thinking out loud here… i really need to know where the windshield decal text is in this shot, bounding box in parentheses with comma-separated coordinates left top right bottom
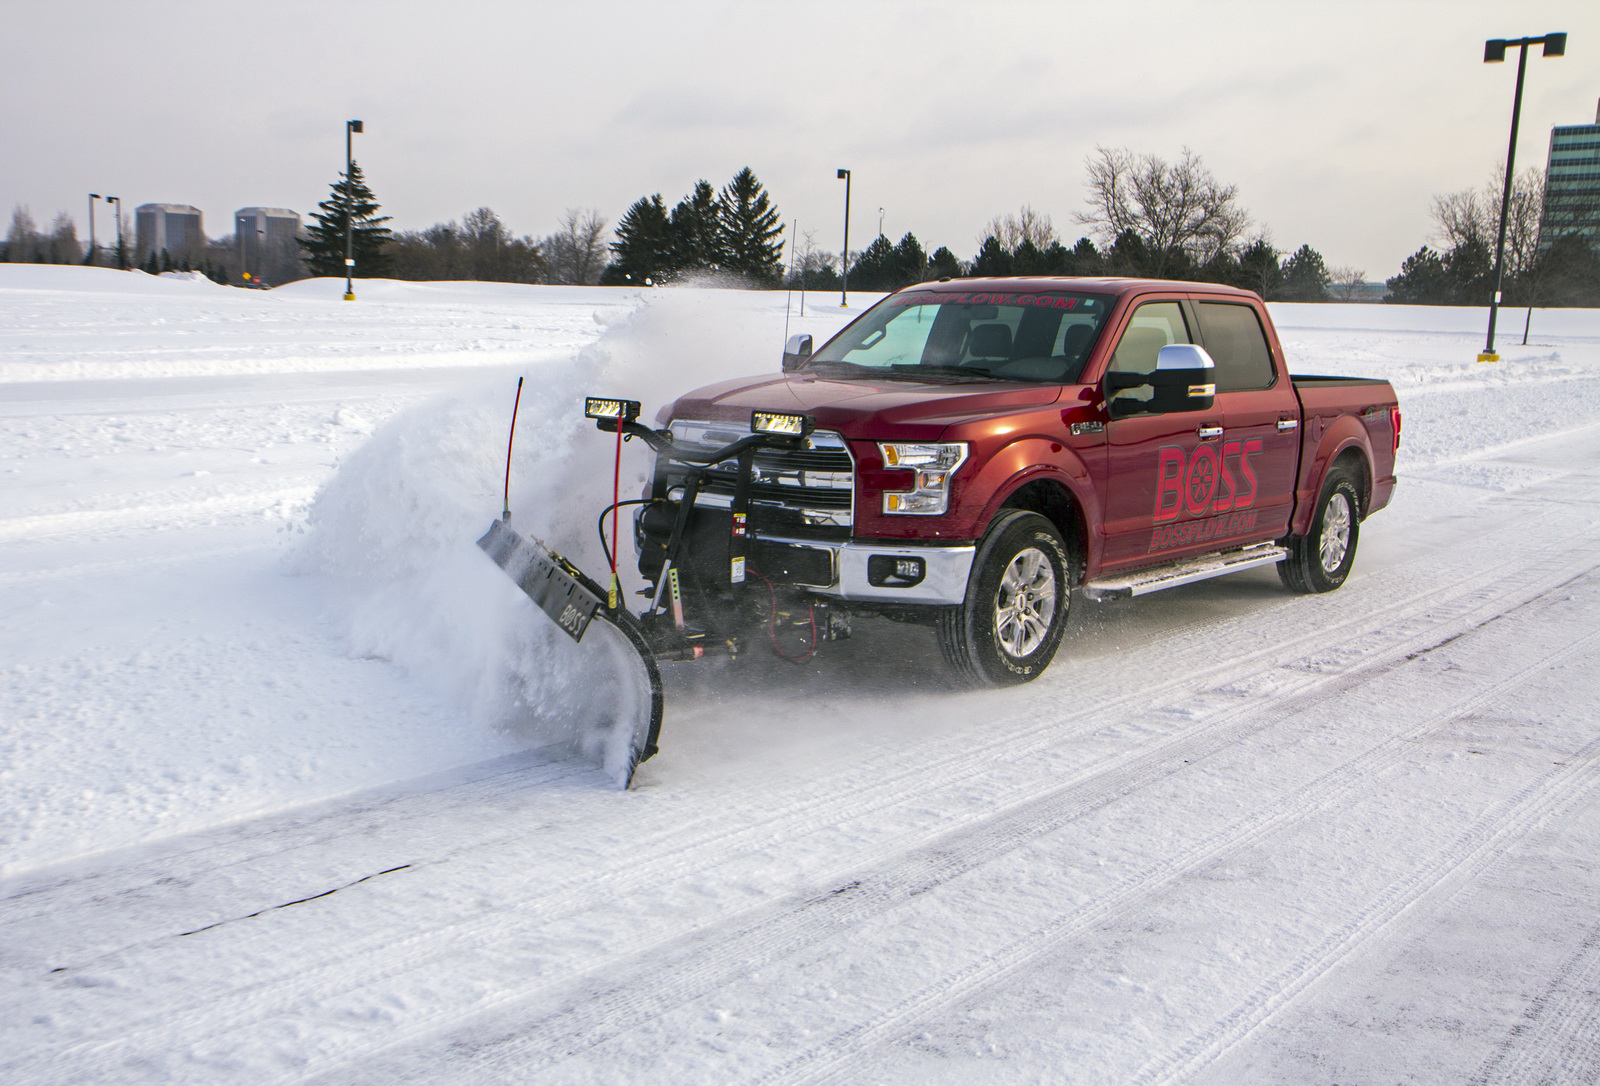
(891, 291, 1082, 310)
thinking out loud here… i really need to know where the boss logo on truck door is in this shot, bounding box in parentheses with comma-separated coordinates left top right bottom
(1148, 440, 1263, 551)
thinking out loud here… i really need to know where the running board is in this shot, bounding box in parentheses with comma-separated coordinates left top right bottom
(1082, 543, 1288, 602)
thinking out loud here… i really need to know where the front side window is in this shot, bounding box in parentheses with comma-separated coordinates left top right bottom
(1107, 300, 1192, 408)
(805, 289, 1113, 383)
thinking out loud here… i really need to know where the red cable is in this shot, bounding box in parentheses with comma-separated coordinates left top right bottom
(609, 418, 622, 607)
(752, 568, 817, 664)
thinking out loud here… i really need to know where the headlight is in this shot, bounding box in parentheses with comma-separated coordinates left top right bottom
(878, 442, 968, 515)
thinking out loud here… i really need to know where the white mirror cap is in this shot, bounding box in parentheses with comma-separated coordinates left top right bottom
(785, 333, 813, 356)
(1156, 343, 1215, 370)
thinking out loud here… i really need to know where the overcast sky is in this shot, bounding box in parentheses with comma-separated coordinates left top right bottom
(3, 0, 1596, 278)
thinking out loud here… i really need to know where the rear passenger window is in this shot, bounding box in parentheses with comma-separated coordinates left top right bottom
(1196, 302, 1275, 391)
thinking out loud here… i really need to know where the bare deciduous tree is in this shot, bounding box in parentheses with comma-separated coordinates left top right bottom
(1328, 266, 1367, 302)
(6, 206, 40, 262)
(980, 205, 1056, 252)
(1075, 147, 1250, 274)
(48, 212, 82, 265)
(543, 208, 609, 285)
(1431, 166, 1544, 278)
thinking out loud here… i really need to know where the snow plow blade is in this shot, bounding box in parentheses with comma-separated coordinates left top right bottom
(477, 517, 663, 787)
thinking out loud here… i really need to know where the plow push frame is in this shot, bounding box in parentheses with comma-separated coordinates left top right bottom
(477, 385, 821, 786)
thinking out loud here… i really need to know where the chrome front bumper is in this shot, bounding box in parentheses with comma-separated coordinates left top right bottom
(757, 534, 976, 606)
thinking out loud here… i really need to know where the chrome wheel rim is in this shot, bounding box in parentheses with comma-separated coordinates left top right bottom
(1319, 493, 1352, 573)
(994, 546, 1058, 658)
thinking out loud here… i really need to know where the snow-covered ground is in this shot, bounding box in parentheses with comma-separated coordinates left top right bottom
(2, 265, 1598, 1083)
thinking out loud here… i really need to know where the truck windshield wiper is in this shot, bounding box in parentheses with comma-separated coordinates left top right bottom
(801, 359, 874, 376)
(885, 364, 1007, 382)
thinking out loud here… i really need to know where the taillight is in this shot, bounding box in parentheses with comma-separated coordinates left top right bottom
(1390, 406, 1402, 453)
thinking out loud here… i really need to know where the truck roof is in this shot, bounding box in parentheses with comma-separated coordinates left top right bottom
(901, 276, 1263, 301)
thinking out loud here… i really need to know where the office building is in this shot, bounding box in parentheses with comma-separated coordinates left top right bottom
(235, 208, 303, 284)
(1538, 99, 1600, 252)
(135, 203, 204, 265)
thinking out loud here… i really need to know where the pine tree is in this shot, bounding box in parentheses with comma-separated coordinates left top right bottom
(1280, 244, 1330, 302)
(604, 195, 675, 284)
(891, 232, 927, 285)
(1385, 247, 1451, 304)
(1011, 238, 1046, 275)
(301, 161, 392, 277)
(1236, 238, 1282, 299)
(848, 235, 897, 290)
(670, 181, 724, 271)
(1067, 237, 1103, 275)
(928, 246, 962, 279)
(717, 167, 783, 283)
(970, 236, 1013, 277)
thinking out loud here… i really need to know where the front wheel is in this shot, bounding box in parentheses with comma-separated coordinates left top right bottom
(938, 511, 1071, 685)
(1278, 468, 1360, 594)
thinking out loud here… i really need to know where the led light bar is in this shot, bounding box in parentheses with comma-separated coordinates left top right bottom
(751, 410, 813, 438)
(585, 397, 641, 422)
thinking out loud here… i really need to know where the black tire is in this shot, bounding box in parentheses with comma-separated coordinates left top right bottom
(938, 511, 1071, 686)
(1278, 468, 1360, 594)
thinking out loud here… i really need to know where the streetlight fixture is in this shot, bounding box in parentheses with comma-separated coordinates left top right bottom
(1478, 32, 1566, 362)
(88, 194, 101, 265)
(106, 196, 123, 268)
(837, 168, 851, 307)
(344, 119, 364, 301)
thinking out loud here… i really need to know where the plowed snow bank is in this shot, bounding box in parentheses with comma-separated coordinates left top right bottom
(297, 289, 839, 781)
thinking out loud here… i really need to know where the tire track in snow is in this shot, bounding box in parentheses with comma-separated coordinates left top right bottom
(772, 608, 1600, 1086)
(7, 491, 1571, 926)
(1470, 914, 1600, 1086)
(13, 509, 1600, 1081)
(0, 486, 316, 544)
(1134, 749, 1600, 1086)
(319, 565, 1600, 1084)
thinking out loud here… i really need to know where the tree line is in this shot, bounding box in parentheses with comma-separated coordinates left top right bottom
(1385, 167, 1600, 307)
(11, 144, 1596, 306)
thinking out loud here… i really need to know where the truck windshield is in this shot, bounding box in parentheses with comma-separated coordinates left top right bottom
(805, 289, 1113, 383)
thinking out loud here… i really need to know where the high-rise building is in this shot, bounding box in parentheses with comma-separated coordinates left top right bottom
(235, 208, 302, 285)
(135, 204, 204, 265)
(1538, 99, 1600, 252)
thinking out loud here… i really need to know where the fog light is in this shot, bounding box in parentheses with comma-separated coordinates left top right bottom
(586, 397, 641, 421)
(752, 410, 814, 438)
(867, 554, 926, 587)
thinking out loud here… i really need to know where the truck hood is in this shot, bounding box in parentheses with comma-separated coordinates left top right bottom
(664, 372, 1065, 441)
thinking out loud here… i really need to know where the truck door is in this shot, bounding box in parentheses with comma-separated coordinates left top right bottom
(1100, 299, 1222, 569)
(1191, 299, 1300, 542)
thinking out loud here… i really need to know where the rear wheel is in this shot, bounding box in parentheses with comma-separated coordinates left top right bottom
(1279, 468, 1360, 594)
(939, 511, 1071, 685)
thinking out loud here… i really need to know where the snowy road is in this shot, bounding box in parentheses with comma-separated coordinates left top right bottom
(3, 269, 1599, 1082)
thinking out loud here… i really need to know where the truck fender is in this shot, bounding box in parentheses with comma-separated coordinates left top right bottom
(966, 438, 1099, 579)
(1291, 415, 1374, 537)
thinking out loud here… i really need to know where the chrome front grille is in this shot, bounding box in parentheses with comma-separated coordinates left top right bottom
(664, 419, 855, 527)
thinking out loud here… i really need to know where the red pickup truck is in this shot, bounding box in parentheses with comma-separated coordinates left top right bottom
(638, 277, 1399, 685)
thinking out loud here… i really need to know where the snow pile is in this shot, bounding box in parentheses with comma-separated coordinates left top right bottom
(297, 288, 803, 782)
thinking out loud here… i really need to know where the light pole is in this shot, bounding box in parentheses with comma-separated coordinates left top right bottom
(837, 168, 851, 306)
(107, 196, 123, 268)
(88, 194, 101, 265)
(1478, 32, 1565, 362)
(344, 119, 363, 300)
(878, 206, 884, 238)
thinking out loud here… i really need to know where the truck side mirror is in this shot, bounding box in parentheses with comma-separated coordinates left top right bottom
(1103, 344, 1217, 417)
(783, 333, 813, 372)
(1153, 343, 1216, 412)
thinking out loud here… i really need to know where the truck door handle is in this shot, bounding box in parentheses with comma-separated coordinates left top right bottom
(1277, 418, 1299, 431)
(1197, 425, 1224, 440)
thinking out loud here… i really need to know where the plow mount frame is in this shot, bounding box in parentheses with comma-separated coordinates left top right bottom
(476, 404, 820, 785)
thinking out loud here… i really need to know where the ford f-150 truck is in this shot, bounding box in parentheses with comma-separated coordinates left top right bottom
(634, 277, 1400, 686)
